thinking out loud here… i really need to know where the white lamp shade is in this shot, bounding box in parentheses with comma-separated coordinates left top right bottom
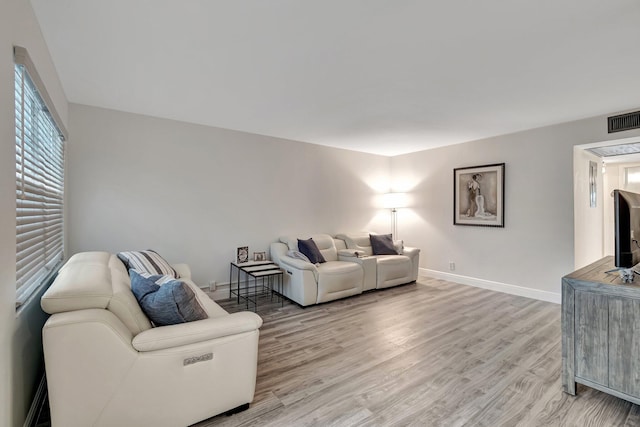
(382, 192, 408, 209)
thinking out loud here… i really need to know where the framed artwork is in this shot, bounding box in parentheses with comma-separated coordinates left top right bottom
(253, 251, 266, 261)
(236, 246, 249, 263)
(453, 163, 505, 227)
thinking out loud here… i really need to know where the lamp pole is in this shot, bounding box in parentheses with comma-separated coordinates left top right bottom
(391, 207, 398, 240)
(383, 192, 407, 240)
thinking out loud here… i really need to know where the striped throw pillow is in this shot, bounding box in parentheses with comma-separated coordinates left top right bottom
(117, 250, 179, 279)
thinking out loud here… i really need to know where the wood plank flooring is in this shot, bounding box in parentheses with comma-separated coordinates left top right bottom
(192, 277, 640, 427)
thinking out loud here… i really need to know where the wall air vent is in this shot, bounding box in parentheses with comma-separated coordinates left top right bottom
(608, 110, 640, 133)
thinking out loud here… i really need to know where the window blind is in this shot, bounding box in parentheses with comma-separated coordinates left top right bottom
(14, 53, 66, 308)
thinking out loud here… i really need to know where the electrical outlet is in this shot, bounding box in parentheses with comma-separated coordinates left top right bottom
(449, 262, 455, 271)
(209, 280, 216, 292)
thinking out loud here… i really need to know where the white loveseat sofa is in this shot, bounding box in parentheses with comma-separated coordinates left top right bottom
(270, 234, 364, 306)
(40, 251, 263, 427)
(336, 232, 420, 290)
(270, 233, 420, 306)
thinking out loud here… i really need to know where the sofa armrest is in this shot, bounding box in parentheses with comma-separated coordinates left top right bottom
(172, 263, 191, 279)
(403, 247, 420, 257)
(338, 249, 360, 258)
(279, 256, 318, 272)
(132, 311, 263, 352)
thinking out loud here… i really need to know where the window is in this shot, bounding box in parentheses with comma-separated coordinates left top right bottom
(14, 47, 67, 308)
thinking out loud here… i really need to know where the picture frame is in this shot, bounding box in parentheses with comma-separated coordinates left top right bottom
(253, 251, 266, 262)
(453, 163, 505, 227)
(589, 161, 597, 208)
(236, 246, 249, 263)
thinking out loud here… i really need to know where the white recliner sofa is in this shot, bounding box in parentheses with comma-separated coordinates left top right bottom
(40, 251, 263, 427)
(336, 232, 420, 290)
(270, 234, 363, 306)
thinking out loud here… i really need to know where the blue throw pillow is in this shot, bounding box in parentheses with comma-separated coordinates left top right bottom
(370, 234, 398, 255)
(130, 269, 208, 326)
(297, 238, 326, 264)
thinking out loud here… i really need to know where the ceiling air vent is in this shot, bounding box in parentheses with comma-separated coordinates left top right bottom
(608, 110, 640, 133)
(587, 143, 640, 157)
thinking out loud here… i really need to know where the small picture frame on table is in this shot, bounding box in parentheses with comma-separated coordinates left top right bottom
(236, 246, 249, 264)
(254, 251, 266, 262)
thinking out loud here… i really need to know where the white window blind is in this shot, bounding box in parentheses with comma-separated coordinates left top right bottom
(14, 50, 66, 308)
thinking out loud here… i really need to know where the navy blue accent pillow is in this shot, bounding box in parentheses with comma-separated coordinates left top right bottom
(130, 270, 208, 326)
(370, 234, 398, 255)
(297, 238, 326, 264)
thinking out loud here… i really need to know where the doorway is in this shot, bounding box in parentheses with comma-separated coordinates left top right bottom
(574, 137, 640, 269)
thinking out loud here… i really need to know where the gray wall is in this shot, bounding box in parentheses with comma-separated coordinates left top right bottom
(70, 102, 640, 304)
(391, 116, 640, 300)
(67, 104, 391, 287)
(0, 0, 69, 426)
(69, 103, 640, 302)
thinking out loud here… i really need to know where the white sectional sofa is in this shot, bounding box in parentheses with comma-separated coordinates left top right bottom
(270, 234, 364, 306)
(336, 232, 420, 290)
(270, 233, 420, 306)
(40, 251, 263, 427)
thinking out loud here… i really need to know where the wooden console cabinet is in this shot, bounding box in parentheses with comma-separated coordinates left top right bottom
(562, 256, 640, 404)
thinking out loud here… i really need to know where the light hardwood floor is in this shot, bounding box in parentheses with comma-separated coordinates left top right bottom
(194, 277, 640, 427)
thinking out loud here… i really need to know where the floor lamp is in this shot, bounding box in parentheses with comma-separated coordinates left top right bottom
(382, 192, 408, 240)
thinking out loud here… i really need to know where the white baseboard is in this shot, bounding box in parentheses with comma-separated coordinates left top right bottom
(419, 268, 561, 304)
(199, 282, 231, 301)
(204, 272, 562, 304)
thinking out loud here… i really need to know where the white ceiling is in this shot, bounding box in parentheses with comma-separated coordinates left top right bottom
(31, 0, 640, 156)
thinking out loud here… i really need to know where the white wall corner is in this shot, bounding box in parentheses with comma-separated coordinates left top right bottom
(419, 268, 561, 305)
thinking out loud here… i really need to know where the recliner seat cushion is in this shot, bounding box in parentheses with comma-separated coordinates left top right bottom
(376, 255, 412, 283)
(317, 261, 362, 276)
(376, 254, 411, 267)
(316, 261, 363, 299)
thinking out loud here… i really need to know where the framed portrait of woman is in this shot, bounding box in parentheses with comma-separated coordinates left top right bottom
(453, 163, 505, 227)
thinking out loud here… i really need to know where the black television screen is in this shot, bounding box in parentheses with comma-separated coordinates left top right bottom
(614, 189, 640, 268)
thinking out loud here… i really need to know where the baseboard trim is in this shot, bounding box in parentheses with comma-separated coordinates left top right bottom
(198, 282, 231, 301)
(204, 273, 561, 304)
(210, 282, 230, 301)
(419, 268, 561, 304)
(23, 374, 46, 427)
